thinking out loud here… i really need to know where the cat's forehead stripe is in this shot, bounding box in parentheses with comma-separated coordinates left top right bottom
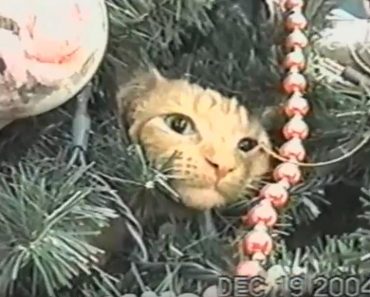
(238, 105, 248, 127)
(195, 87, 249, 119)
(195, 94, 214, 113)
(134, 78, 254, 136)
(194, 89, 220, 113)
(229, 97, 238, 114)
(182, 82, 252, 134)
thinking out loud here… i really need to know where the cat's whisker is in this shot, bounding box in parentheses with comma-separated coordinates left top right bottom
(244, 182, 260, 192)
(165, 175, 188, 180)
(117, 69, 272, 211)
(152, 166, 177, 176)
(239, 182, 260, 198)
(154, 178, 181, 198)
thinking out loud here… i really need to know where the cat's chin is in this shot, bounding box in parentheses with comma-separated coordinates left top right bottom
(175, 186, 228, 210)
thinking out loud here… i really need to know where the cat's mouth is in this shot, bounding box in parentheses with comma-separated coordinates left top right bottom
(175, 185, 228, 210)
(205, 178, 233, 197)
(212, 174, 230, 189)
(170, 174, 239, 210)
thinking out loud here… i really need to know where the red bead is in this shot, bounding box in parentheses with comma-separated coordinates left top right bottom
(235, 260, 265, 277)
(260, 183, 289, 208)
(284, 0, 304, 10)
(283, 116, 309, 140)
(286, 29, 308, 49)
(242, 230, 273, 257)
(279, 138, 306, 161)
(286, 11, 307, 31)
(284, 92, 309, 117)
(273, 162, 301, 185)
(283, 49, 305, 71)
(283, 72, 307, 94)
(243, 200, 278, 228)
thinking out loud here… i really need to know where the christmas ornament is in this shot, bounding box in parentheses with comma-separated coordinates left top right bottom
(314, 0, 370, 68)
(0, 0, 108, 130)
(308, 0, 370, 90)
(235, 0, 309, 287)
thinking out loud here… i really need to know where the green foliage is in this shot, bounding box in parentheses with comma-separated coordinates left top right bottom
(0, 159, 123, 297)
(106, 0, 216, 70)
(2, 0, 370, 296)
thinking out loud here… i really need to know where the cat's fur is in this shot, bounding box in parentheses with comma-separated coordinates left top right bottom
(116, 69, 272, 210)
(92, 69, 273, 267)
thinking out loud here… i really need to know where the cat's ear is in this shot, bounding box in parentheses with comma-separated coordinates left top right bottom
(149, 67, 166, 82)
(131, 67, 166, 92)
(260, 105, 285, 133)
(116, 68, 166, 144)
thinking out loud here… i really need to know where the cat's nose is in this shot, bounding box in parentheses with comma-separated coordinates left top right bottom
(204, 157, 235, 180)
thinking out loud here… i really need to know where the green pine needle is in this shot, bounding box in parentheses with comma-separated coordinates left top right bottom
(2, 0, 370, 296)
(0, 160, 123, 297)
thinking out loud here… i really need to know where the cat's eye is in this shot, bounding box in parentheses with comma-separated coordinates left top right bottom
(164, 113, 196, 135)
(238, 137, 258, 152)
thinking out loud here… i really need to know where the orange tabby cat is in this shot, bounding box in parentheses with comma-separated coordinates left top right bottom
(116, 69, 272, 210)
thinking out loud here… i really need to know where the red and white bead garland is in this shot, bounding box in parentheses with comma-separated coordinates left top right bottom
(236, 0, 309, 278)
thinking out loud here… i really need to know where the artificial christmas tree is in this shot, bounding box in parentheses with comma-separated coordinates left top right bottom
(1, 0, 370, 296)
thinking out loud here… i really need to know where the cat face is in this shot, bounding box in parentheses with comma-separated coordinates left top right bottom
(118, 70, 272, 210)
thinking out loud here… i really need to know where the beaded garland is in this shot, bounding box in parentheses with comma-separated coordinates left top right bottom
(236, 0, 309, 278)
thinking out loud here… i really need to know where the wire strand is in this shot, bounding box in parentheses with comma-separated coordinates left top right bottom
(259, 131, 370, 167)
